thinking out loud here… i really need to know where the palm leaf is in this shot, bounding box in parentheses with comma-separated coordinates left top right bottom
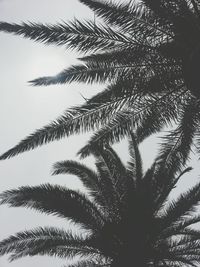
(10, 245, 99, 262)
(0, 227, 94, 261)
(136, 88, 188, 143)
(0, 20, 129, 53)
(161, 214, 200, 240)
(52, 160, 99, 189)
(161, 182, 200, 229)
(78, 89, 185, 158)
(78, 0, 172, 38)
(77, 111, 132, 158)
(93, 152, 120, 217)
(29, 62, 139, 86)
(126, 132, 143, 182)
(0, 94, 134, 160)
(0, 184, 104, 230)
(156, 98, 200, 177)
(154, 167, 193, 214)
(52, 160, 107, 208)
(95, 144, 132, 203)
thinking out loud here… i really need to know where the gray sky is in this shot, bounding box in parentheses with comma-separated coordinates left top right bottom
(0, 1, 200, 267)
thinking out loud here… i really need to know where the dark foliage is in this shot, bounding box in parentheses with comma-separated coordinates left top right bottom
(1, 137, 200, 266)
(0, 0, 200, 163)
(0, 0, 200, 165)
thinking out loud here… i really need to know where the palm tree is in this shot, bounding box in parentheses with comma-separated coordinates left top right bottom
(0, 0, 200, 166)
(1, 134, 200, 267)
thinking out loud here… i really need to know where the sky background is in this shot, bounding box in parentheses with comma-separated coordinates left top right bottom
(0, 1, 200, 267)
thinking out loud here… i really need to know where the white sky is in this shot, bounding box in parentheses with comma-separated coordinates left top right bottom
(0, 1, 200, 267)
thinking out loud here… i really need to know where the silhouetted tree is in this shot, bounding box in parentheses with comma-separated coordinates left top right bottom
(0, 135, 200, 266)
(0, 0, 200, 165)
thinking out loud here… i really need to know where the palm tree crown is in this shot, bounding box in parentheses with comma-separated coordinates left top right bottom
(0, 0, 200, 165)
(1, 135, 200, 267)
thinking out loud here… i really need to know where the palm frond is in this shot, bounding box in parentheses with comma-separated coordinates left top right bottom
(161, 182, 200, 229)
(29, 62, 138, 86)
(29, 56, 173, 86)
(0, 94, 134, 160)
(52, 160, 107, 207)
(152, 167, 194, 218)
(77, 111, 132, 158)
(161, 214, 200, 239)
(0, 20, 129, 53)
(78, 46, 152, 66)
(127, 132, 143, 182)
(163, 256, 197, 267)
(78, 89, 185, 158)
(94, 144, 132, 203)
(10, 245, 99, 262)
(52, 160, 98, 185)
(79, 0, 144, 28)
(136, 88, 188, 143)
(0, 184, 104, 230)
(85, 78, 135, 104)
(156, 99, 200, 177)
(87, 149, 122, 217)
(0, 227, 93, 261)
(78, 0, 172, 38)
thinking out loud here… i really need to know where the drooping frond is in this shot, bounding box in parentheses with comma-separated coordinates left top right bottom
(161, 214, 200, 240)
(52, 160, 108, 208)
(136, 88, 188, 143)
(10, 245, 99, 262)
(77, 111, 132, 158)
(78, 89, 186, 158)
(52, 160, 99, 191)
(0, 227, 94, 261)
(164, 235, 200, 264)
(154, 166, 193, 213)
(0, 94, 135, 160)
(156, 98, 200, 176)
(161, 182, 200, 229)
(0, 184, 104, 230)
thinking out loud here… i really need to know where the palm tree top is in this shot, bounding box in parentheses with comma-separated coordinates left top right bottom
(0, 0, 200, 165)
(0, 136, 200, 266)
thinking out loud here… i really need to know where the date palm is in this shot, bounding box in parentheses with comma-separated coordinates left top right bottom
(1, 135, 200, 267)
(0, 0, 200, 167)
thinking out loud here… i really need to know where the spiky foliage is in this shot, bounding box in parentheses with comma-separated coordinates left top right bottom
(0, 0, 200, 163)
(1, 136, 200, 266)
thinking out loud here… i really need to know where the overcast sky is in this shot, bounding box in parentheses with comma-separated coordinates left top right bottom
(0, 1, 200, 267)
